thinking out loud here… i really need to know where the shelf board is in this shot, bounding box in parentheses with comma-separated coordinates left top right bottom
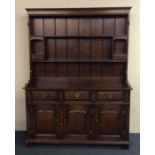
(113, 36, 127, 40)
(30, 35, 114, 39)
(44, 36, 113, 39)
(31, 60, 126, 63)
(30, 35, 127, 40)
(30, 36, 44, 41)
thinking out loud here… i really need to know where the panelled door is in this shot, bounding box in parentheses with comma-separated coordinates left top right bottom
(63, 101, 92, 140)
(27, 103, 62, 139)
(95, 104, 126, 140)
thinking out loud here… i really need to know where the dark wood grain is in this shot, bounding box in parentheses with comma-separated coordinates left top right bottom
(25, 7, 131, 148)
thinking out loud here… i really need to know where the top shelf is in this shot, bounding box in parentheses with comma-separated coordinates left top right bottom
(26, 7, 131, 17)
(31, 60, 127, 63)
(30, 35, 127, 40)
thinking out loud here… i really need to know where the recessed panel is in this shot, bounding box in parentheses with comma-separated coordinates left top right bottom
(114, 63, 126, 77)
(103, 18, 115, 35)
(67, 19, 78, 36)
(33, 63, 45, 77)
(102, 63, 114, 77)
(56, 19, 66, 36)
(79, 39, 90, 60)
(31, 40, 44, 54)
(36, 109, 56, 133)
(91, 39, 102, 60)
(56, 39, 67, 60)
(31, 18, 43, 36)
(45, 63, 56, 76)
(45, 39, 55, 60)
(79, 63, 90, 77)
(103, 39, 112, 59)
(114, 40, 127, 54)
(56, 63, 67, 77)
(91, 18, 103, 36)
(44, 18, 55, 36)
(115, 17, 127, 35)
(91, 63, 102, 77)
(79, 18, 91, 36)
(97, 104, 122, 135)
(67, 63, 79, 77)
(68, 39, 78, 60)
(65, 104, 89, 134)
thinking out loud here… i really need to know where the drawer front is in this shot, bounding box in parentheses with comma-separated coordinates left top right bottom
(64, 91, 90, 101)
(31, 91, 58, 100)
(96, 91, 124, 101)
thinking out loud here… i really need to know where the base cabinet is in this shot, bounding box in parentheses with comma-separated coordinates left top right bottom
(26, 90, 130, 146)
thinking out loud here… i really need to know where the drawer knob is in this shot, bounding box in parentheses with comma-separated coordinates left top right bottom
(42, 93, 48, 99)
(74, 93, 80, 99)
(108, 94, 113, 99)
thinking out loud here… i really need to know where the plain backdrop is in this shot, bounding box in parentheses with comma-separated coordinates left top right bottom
(15, 0, 140, 133)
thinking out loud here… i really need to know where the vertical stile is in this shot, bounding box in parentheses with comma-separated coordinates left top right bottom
(113, 17, 116, 77)
(102, 18, 104, 76)
(42, 18, 46, 76)
(77, 17, 80, 76)
(66, 17, 68, 77)
(90, 18, 92, 77)
(54, 18, 57, 76)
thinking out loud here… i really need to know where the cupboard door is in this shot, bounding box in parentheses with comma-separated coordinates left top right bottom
(27, 103, 62, 139)
(95, 104, 124, 140)
(64, 101, 91, 140)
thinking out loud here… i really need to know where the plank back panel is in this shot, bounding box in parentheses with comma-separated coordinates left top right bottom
(67, 18, 78, 36)
(29, 12, 129, 81)
(56, 19, 67, 36)
(44, 18, 55, 36)
(45, 39, 55, 60)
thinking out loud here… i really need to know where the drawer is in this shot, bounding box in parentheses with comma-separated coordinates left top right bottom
(96, 91, 124, 101)
(64, 91, 90, 100)
(31, 91, 58, 100)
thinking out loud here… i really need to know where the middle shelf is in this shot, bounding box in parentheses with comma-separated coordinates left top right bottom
(31, 36, 128, 61)
(31, 60, 126, 63)
(30, 35, 127, 40)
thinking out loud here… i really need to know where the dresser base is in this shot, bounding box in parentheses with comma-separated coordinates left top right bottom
(25, 138, 130, 149)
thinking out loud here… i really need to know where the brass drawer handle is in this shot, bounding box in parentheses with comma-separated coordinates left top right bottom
(74, 93, 80, 99)
(108, 94, 113, 99)
(42, 93, 49, 99)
